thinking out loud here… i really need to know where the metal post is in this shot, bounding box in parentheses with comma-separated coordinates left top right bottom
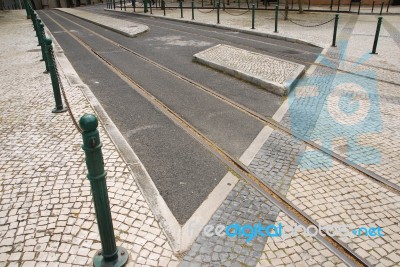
(387, 0, 390, 12)
(274, 5, 278, 32)
(217, 1, 220, 24)
(308, 0, 310, 10)
(251, 4, 255, 29)
(23, 0, 30, 18)
(113, 0, 115, 9)
(358, 0, 361, 14)
(149, 0, 152, 14)
(191, 0, 195, 19)
(330, 0, 333, 10)
(371, 16, 382, 54)
(162, 0, 166, 15)
(256, 0, 258, 8)
(39, 23, 46, 63)
(379, 1, 383, 15)
(124, 0, 126, 10)
(291, 0, 293, 10)
(79, 114, 129, 267)
(36, 18, 42, 46)
(372, 0, 375, 12)
(238, 0, 240, 8)
(120, 0, 122, 10)
(144, 0, 148, 13)
(44, 38, 67, 113)
(133, 0, 136, 12)
(337, 0, 340, 12)
(349, 0, 352, 11)
(202, 0, 204, 7)
(332, 14, 339, 47)
(180, 0, 183, 18)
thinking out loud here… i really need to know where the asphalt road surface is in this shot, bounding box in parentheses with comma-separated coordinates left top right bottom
(39, 7, 321, 224)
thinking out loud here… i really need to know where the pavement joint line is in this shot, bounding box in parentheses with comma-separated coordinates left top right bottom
(43, 11, 246, 255)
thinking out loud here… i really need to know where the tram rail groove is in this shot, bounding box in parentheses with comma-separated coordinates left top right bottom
(41, 10, 382, 266)
(47, 10, 400, 196)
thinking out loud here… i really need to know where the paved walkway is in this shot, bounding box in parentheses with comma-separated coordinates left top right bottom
(0, 11, 178, 267)
(1, 4, 400, 267)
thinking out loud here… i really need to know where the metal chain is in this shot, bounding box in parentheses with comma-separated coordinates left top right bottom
(223, 8, 250, 16)
(50, 46, 83, 133)
(280, 11, 335, 27)
(196, 7, 215, 13)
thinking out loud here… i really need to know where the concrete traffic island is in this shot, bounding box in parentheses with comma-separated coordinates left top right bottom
(193, 44, 305, 96)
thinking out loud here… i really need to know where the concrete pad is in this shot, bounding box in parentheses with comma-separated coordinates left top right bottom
(57, 8, 148, 37)
(193, 44, 305, 96)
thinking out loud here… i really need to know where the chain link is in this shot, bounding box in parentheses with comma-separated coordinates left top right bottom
(196, 7, 215, 13)
(279, 11, 335, 27)
(49, 45, 83, 133)
(223, 8, 251, 16)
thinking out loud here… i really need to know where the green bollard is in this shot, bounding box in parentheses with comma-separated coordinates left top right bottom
(44, 38, 67, 113)
(79, 114, 129, 267)
(149, 0, 152, 14)
(274, 5, 278, 33)
(144, 0, 148, 13)
(32, 13, 39, 37)
(191, 0, 195, 20)
(371, 17, 382, 54)
(162, 0, 166, 15)
(379, 1, 383, 15)
(217, 1, 220, 24)
(332, 14, 339, 47)
(23, 0, 30, 19)
(371, 0, 375, 13)
(357, 0, 361, 14)
(180, 0, 183, 18)
(39, 23, 46, 63)
(251, 4, 255, 29)
(36, 18, 43, 46)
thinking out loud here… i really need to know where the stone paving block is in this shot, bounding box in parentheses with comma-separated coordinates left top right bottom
(193, 44, 305, 96)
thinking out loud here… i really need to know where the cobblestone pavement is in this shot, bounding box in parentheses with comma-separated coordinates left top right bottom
(57, 8, 148, 37)
(2, 3, 400, 267)
(0, 11, 178, 267)
(193, 44, 304, 95)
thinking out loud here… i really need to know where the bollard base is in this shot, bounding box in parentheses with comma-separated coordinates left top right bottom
(52, 107, 68, 113)
(93, 247, 129, 267)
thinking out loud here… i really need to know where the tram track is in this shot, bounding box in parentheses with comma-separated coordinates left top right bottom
(41, 10, 373, 267)
(47, 10, 400, 195)
(101, 7, 400, 85)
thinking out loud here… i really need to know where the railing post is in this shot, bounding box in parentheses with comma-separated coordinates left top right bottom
(149, 0, 152, 14)
(349, 0, 352, 11)
(379, 1, 383, 15)
(372, 0, 375, 13)
(358, 0, 362, 14)
(162, 0, 166, 15)
(191, 0, 195, 20)
(44, 38, 67, 113)
(332, 14, 339, 47)
(371, 16, 382, 54)
(274, 5, 278, 33)
(251, 4, 255, 29)
(79, 114, 129, 267)
(180, 0, 183, 18)
(217, 1, 220, 24)
(39, 23, 46, 63)
(337, 0, 340, 12)
(386, 0, 390, 12)
(144, 0, 148, 13)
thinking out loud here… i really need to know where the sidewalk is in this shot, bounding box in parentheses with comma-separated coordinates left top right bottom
(0, 10, 178, 267)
